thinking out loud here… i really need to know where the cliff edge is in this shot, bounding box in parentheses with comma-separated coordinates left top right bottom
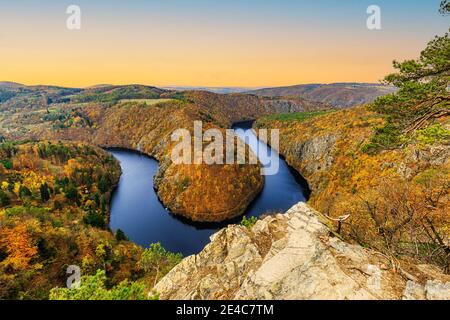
(154, 202, 450, 300)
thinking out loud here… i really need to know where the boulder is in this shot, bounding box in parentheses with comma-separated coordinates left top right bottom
(154, 202, 450, 300)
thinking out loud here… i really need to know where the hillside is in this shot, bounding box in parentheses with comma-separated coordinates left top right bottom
(0, 141, 145, 298)
(163, 86, 258, 94)
(156, 27, 450, 299)
(0, 100, 264, 222)
(253, 31, 449, 270)
(183, 90, 330, 123)
(255, 104, 449, 270)
(0, 84, 331, 222)
(247, 83, 396, 108)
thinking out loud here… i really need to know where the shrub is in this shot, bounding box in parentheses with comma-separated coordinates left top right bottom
(0, 159, 13, 170)
(416, 124, 450, 145)
(0, 189, 10, 207)
(138, 243, 182, 287)
(19, 185, 32, 198)
(83, 212, 106, 228)
(49, 270, 147, 300)
(64, 184, 79, 202)
(240, 215, 258, 229)
(115, 229, 129, 242)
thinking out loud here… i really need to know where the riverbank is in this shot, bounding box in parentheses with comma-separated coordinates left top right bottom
(108, 123, 309, 256)
(254, 106, 450, 271)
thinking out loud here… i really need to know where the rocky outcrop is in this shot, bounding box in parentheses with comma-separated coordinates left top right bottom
(154, 202, 450, 300)
(255, 128, 338, 194)
(260, 97, 330, 115)
(287, 134, 338, 174)
(403, 280, 450, 300)
(184, 91, 330, 124)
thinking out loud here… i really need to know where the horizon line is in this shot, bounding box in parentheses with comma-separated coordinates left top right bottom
(0, 80, 387, 90)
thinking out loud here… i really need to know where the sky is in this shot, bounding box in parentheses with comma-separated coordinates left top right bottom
(0, 0, 448, 88)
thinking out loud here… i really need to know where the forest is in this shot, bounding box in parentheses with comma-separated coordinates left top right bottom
(255, 26, 449, 271)
(0, 141, 182, 299)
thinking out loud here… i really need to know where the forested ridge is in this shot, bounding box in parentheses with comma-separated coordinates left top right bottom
(255, 27, 450, 271)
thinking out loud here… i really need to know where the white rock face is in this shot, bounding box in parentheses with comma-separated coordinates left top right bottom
(154, 202, 450, 300)
(403, 280, 450, 300)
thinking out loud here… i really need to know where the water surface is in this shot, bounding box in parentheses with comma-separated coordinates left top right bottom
(109, 122, 309, 256)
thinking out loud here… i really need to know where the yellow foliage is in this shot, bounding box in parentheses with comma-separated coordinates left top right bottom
(0, 224, 38, 270)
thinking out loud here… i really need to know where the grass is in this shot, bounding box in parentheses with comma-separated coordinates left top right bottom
(119, 98, 176, 106)
(261, 110, 334, 122)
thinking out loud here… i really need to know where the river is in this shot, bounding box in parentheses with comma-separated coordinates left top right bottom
(108, 122, 309, 256)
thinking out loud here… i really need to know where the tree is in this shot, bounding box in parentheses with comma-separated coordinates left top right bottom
(19, 185, 32, 199)
(64, 184, 79, 202)
(40, 183, 51, 202)
(138, 243, 182, 287)
(0, 159, 13, 170)
(366, 29, 450, 152)
(440, 0, 450, 15)
(115, 229, 128, 242)
(0, 224, 38, 270)
(0, 189, 10, 207)
(49, 270, 147, 300)
(83, 212, 105, 228)
(97, 175, 110, 193)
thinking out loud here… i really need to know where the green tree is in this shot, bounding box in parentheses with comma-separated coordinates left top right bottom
(115, 229, 129, 242)
(64, 184, 79, 202)
(49, 270, 147, 300)
(138, 243, 182, 287)
(366, 29, 450, 153)
(40, 183, 51, 202)
(0, 159, 13, 170)
(0, 189, 10, 207)
(83, 212, 106, 228)
(440, 0, 449, 15)
(100, 196, 107, 214)
(97, 175, 110, 193)
(19, 185, 32, 198)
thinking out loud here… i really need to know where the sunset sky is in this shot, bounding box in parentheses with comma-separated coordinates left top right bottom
(0, 0, 448, 88)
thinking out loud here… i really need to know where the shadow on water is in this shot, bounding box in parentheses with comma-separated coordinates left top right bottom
(107, 122, 310, 256)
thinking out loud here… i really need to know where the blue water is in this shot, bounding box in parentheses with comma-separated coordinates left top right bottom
(109, 122, 309, 256)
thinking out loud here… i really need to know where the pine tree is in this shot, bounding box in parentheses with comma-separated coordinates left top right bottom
(40, 183, 51, 202)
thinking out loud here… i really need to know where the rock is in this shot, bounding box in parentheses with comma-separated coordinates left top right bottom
(425, 281, 450, 300)
(154, 202, 450, 300)
(409, 146, 450, 166)
(290, 134, 338, 174)
(403, 281, 426, 300)
(154, 225, 263, 300)
(403, 280, 450, 300)
(397, 162, 413, 179)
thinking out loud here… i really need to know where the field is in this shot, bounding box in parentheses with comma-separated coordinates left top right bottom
(119, 98, 176, 106)
(260, 110, 334, 122)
